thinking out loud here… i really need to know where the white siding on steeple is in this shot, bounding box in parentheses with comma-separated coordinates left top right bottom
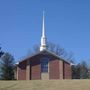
(40, 12, 47, 51)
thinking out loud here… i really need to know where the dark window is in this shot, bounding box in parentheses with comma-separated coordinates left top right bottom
(41, 58, 48, 73)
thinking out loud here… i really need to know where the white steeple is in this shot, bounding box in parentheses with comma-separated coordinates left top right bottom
(40, 12, 47, 51)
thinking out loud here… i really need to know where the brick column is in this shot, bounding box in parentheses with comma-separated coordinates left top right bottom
(16, 66, 19, 80)
(26, 60, 30, 80)
(59, 60, 63, 79)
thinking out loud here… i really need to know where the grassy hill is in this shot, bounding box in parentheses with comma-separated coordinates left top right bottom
(0, 80, 90, 90)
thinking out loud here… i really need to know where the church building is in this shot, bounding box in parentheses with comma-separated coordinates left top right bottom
(16, 13, 72, 80)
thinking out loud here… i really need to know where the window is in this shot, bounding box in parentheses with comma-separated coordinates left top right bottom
(41, 58, 49, 73)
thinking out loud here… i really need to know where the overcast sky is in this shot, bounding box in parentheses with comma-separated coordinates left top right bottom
(0, 0, 90, 64)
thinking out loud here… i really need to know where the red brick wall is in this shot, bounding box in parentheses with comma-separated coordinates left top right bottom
(30, 54, 61, 80)
(18, 61, 26, 80)
(17, 52, 72, 80)
(63, 62, 72, 79)
(30, 56, 41, 80)
(49, 59, 60, 79)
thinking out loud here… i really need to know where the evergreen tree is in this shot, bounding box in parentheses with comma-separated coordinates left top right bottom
(80, 61, 89, 79)
(72, 61, 89, 79)
(0, 52, 15, 80)
(0, 47, 4, 58)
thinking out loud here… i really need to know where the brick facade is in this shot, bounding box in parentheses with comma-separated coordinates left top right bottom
(49, 59, 60, 79)
(30, 56, 41, 80)
(17, 61, 27, 80)
(63, 62, 72, 79)
(17, 51, 72, 80)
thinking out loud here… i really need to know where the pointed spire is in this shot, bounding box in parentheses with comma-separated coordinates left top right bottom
(42, 11, 45, 37)
(40, 11, 47, 51)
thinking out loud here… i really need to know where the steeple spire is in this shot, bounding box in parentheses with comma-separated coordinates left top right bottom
(42, 11, 45, 37)
(40, 11, 47, 51)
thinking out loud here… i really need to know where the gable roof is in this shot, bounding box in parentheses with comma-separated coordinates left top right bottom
(17, 50, 71, 65)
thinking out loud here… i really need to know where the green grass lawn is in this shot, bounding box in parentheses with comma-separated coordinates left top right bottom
(0, 80, 90, 90)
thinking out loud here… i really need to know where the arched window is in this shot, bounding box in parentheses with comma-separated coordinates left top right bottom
(41, 58, 49, 73)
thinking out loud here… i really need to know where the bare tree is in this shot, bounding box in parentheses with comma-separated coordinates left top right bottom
(27, 42, 74, 62)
